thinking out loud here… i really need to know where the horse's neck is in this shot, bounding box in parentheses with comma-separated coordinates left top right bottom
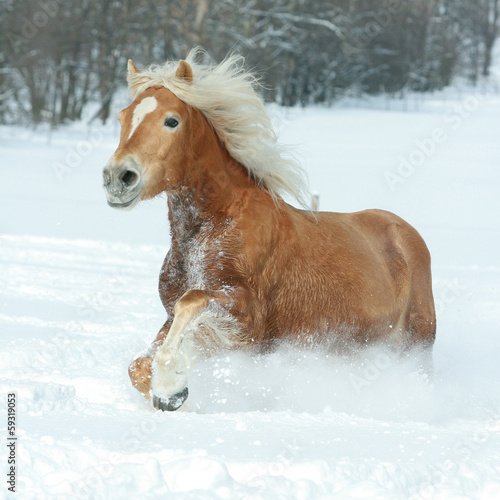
(166, 166, 239, 244)
(167, 128, 258, 241)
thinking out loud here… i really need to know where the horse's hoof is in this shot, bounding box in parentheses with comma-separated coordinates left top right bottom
(152, 387, 189, 411)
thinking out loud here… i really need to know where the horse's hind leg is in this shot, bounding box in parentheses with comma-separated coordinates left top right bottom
(404, 267, 436, 377)
(129, 355, 154, 396)
(406, 310, 436, 378)
(128, 319, 172, 399)
(396, 224, 436, 377)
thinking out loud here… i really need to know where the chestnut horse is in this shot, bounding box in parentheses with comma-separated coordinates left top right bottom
(103, 49, 436, 411)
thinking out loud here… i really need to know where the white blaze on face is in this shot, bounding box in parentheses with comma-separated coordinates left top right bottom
(128, 96, 158, 140)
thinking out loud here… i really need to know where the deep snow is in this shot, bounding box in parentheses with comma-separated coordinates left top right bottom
(1, 81, 500, 499)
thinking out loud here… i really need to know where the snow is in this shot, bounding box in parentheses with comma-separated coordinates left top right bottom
(1, 83, 500, 499)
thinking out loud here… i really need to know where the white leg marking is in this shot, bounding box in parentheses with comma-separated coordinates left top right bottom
(151, 306, 240, 400)
(152, 325, 189, 400)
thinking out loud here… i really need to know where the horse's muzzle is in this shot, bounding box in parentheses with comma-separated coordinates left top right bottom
(152, 387, 189, 411)
(103, 157, 143, 209)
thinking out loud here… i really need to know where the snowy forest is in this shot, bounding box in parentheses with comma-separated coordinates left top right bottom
(1, 0, 499, 125)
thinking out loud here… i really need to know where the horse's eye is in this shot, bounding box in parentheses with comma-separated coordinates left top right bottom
(164, 117, 179, 128)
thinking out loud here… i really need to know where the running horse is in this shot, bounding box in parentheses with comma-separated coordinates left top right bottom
(103, 49, 436, 411)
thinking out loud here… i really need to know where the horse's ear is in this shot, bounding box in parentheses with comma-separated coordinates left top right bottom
(128, 59, 140, 77)
(175, 60, 193, 82)
(127, 59, 143, 98)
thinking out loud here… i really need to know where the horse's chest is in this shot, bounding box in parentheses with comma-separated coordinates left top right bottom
(184, 233, 211, 289)
(169, 228, 224, 291)
(161, 214, 235, 304)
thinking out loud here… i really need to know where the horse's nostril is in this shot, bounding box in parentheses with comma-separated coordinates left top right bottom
(103, 169, 111, 187)
(119, 169, 138, 188)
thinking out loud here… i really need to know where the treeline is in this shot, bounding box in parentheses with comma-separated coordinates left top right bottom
(0, 0, 498, 125)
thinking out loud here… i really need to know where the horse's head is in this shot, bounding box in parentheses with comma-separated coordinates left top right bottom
(104, 49, 307, 211)
(103, 60, 196, 209)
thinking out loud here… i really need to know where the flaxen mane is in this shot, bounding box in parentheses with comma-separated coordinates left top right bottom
(127, 47, 308, 205)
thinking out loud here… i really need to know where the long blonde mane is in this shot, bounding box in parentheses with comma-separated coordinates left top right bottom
(127, 47, 308, 205)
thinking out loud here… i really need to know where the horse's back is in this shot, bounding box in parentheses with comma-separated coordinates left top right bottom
(306, 208, 432, 291)
(267, 206, 435, 348)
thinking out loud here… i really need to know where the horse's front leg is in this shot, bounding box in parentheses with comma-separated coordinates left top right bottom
(151, 289, 245, 411)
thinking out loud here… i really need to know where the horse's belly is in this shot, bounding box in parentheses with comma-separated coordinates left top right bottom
(263, 252, 407, 348)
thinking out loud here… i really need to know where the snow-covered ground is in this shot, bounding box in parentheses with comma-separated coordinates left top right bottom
(1, 81, 500, 499)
